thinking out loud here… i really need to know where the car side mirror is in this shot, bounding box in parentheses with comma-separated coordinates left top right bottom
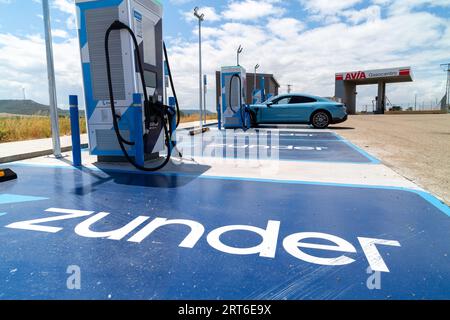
(266, 102, 273, 107)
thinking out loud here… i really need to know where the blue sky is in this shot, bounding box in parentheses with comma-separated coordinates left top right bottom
(0, 0, 449, 111)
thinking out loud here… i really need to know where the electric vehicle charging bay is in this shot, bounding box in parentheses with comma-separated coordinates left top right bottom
(0, 163, 449, 300)
(177, 129, 378, 164)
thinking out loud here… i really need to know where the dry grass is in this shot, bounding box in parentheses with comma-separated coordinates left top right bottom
(180, 113, 217, 123)
(0, 113, 215, 143)
(0, 116, 87, 143)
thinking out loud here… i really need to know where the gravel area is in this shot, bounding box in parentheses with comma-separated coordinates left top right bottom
(334, 114, 450, 205)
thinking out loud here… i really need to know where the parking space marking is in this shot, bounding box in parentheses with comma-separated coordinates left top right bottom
(0, 165, 449, 299)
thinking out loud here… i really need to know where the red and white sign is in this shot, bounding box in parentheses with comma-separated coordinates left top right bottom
(336, 67, 411, 81)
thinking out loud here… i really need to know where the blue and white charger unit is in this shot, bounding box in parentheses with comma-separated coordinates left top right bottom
(76, 0, 165, 161)
(220, 66, 250, 130)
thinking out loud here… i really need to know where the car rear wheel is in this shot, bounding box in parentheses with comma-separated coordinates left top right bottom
(311, 111, 330, 129)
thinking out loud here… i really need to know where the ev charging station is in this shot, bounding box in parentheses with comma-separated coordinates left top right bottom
(252, 76, 266, 104)
(76, 0, 178, 170)
(220, 65, 250, 130)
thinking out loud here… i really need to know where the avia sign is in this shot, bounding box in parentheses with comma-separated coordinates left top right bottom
(5, 207, 401, 273)
(336, 67, 411, 81)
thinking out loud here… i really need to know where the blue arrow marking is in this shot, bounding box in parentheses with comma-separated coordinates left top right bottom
(0, 194, 48, 205)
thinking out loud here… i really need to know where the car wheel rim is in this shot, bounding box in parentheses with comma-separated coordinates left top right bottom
(313, 113, 328, 127)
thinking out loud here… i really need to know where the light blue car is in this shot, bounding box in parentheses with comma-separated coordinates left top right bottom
(248, 93, 348, 129)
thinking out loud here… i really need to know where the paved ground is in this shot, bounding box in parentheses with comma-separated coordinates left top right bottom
(0, 134, 89, 164)
(1, 126, 449, 299)
(336, 114, 450, 205)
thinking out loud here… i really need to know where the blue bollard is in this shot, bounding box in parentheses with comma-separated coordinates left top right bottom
(168, 97, 177, 154)
(69, 95, 82, 167)
(132, 93, 145, 167)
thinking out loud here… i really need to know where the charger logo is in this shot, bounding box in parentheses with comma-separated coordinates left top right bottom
(5, 208, 401, 273)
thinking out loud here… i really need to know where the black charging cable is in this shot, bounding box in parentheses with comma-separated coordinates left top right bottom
(105, 20, 172, 171)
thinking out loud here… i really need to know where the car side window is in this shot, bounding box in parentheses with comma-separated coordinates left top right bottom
(273, 97, 291, 105)
(289, 96, 317, 104)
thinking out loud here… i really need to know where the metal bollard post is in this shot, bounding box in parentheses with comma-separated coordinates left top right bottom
(69, 95, 82, 167)
(132, 93, 145, 167)
(168, 97, 177, 155)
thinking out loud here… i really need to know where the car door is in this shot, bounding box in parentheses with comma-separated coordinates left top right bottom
(259, 96, 292, 123)
(286, 96, 317, 123)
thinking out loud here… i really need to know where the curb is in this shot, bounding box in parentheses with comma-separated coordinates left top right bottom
(0, 143, 89, 164)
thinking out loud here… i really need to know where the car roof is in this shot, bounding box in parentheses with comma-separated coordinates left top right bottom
(272, 93, 328, 101)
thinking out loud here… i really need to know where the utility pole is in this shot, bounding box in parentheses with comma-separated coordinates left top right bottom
(414, 94, 417, 111)
(441, 63, 450, 112)
(194, 7, 204, 130)
(22, 87, 26, 100)
(42, 0, 61, 158)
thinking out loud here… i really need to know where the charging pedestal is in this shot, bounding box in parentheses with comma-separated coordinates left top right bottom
(220, 66, 249, 130)
(75, 0, 165, 162)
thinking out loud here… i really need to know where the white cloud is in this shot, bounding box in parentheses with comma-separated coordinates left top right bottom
(267, 18, 305, 39)
(222, 0, 285, 21)
(300, 0, 363, 17)
(183, 1, 286, 23)
(52, 0, 74, 14)
(52, 0, 77, 30)
(167, 3, 450, 111)
(0, 0, 448, 113)
(385, 0, 450, 15)
(52, 28, 69, 38)
(342, 5, 381, 24)
(183, 6, 221, 23)
(0, 32, 82, 107)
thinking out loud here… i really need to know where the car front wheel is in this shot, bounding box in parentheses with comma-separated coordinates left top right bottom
(311, 111, 330, 129)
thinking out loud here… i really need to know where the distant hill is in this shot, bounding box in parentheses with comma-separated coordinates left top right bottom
(0, 100, 215, 118)
(0, 100, 85, 117)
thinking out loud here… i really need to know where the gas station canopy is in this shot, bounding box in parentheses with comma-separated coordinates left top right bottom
(336, 67, 413, 84)
(335, 67, 413, 114)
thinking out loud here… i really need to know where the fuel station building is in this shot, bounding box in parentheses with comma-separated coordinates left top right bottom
(335, 67, 413, 114)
